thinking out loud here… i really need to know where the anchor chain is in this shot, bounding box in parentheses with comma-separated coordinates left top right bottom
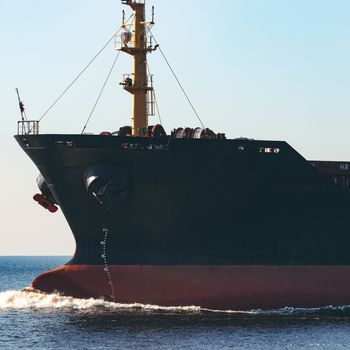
(101, 227, 116, 302)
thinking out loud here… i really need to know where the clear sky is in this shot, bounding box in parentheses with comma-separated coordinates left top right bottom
(1, 0, 350, 255)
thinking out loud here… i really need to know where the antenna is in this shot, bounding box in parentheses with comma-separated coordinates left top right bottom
(122, 10, 125, 27)
(151, 6, 155, 24)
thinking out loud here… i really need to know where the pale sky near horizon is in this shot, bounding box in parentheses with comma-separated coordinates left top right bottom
(1, 0, 350, 255)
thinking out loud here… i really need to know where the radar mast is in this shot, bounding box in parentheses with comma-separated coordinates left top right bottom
(119, 0, 156, 136)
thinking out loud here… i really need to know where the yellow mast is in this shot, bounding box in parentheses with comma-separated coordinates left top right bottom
(120, 0, 155, 137)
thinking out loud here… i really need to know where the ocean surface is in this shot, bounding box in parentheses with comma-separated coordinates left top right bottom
(1, 257, 350, 349)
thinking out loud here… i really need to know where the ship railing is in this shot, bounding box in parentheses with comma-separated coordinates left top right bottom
(146, 89, 155, 116)
(121, 73, 154, 88)
(121, 0, 145, 5)
(17, 120, 39, 135)
(115, 34, 154, 51)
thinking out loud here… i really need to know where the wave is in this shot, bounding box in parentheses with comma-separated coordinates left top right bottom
(0, 289, 201, 313)
(1, 289, 350, 316)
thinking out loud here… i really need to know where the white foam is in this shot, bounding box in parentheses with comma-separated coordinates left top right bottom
(253, 305, 350, 315)
(0, 289, 201, 313)
(0, 289, 349, 315)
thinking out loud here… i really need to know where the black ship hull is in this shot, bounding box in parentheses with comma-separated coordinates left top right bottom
(15, 134, 350, 309)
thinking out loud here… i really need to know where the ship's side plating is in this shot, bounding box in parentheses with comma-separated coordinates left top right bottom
(15, 134, 350, 308)
(15, 134, 350, 266)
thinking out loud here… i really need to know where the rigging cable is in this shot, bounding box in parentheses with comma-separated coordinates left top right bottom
(81, 51, 121, 134)
(39, 14, 133, 122)
(148, 28, 205, 128)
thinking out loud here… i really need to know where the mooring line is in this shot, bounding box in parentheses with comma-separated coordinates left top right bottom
(101, 227, 116, 302)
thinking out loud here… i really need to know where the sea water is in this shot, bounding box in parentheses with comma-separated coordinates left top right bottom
(1, 257, 350, 349)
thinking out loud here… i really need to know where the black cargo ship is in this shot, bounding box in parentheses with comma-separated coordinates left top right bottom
(15, 0, 350, 309)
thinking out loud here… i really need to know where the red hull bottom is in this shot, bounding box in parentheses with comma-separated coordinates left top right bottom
(31, 265, 350, 310)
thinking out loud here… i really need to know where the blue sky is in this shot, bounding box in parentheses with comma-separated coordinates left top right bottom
(1, 0, 350, 255)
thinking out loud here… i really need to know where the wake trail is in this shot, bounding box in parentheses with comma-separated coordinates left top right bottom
(1, 289, 350, 316)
